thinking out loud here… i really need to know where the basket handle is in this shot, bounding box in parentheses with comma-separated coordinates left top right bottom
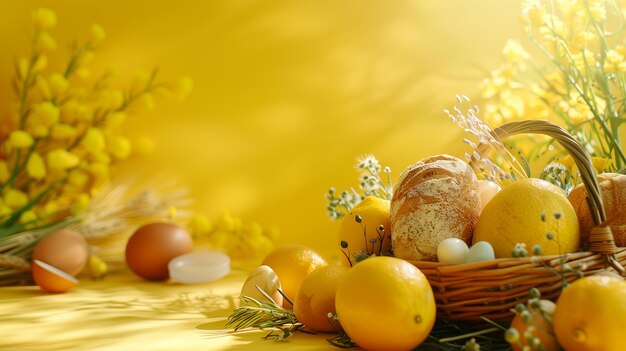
(476, 120, 624, 273)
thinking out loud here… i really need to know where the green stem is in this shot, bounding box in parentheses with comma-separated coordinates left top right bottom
(584, 0, 625, 169)
(438, 327, 500, 343)
(64, 42, 92, 79)
(18, 59, 38, 130)
(532, 35, 626, 166)
(0, 141, 39, 195)
(2, 176, 66, 228)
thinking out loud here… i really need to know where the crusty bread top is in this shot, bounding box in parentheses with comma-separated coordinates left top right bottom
(393, 154, 477, 206)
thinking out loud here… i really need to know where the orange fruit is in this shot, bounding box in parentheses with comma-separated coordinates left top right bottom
(32, 260, 78, 293)
(509, 300, 558, 351)
(261, 244, 327, 307)
(553, 275, 626, 351)
(294, 264, 348, 332)
(473, 178, 580, 258)
(338, 196, 391, 266)
(335, 256, 435, 351)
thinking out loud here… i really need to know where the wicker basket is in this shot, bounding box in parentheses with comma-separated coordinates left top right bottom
(409, 120, 626, 322)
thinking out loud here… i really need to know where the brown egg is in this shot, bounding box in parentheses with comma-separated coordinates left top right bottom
(32, 229, 89, 276)
(125, 222, 193, 280)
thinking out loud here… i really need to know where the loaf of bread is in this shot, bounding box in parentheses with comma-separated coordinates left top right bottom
(568, 173, 626, 247)
(390, 154, 480, 261)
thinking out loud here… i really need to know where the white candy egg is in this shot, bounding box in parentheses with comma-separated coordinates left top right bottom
(437, 238, 470, 264)
(466, 241, 495, 263)
(478, 180, 501, 211)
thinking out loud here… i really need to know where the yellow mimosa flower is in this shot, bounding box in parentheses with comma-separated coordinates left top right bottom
(106, 111, 126, 129)
(136, 93, 155, 111)
(42, 201, 59, 216)
(559, 155, 611, 174)
(603, 50, 626, 72)
(107, 136, 132, 159)
(90, 151, 111, 164)
(81, 127, 106, 153)
(72, 193, 90, 213)
(47, 149, 80, 171)
(60, 100, 79, 124)
(87, 163, 108, 178)
(90, 24, 106, 44)
(8, 130, 34, 149)
(36, 31, 57, 53)
(502, 40, 528, 63)
(31, 125, 49, 138)
(521, 0, 545, 27)
(4, 189, 29, 209)
(19, 210, 37, 224)
(0, 161, 9, 183)
(88, 254, 108, 279)
(168, 206, 177, 219)
(79, 51, 95, 66)
(49, 73, 69, 97)
(17, 58, 29, 80)
(590, 157, 611, 172)
(75, 104, 94, 122)
(33, 55, 48, 72)
(571, 49, 595, 72)
(36, 76, 52, 100)
(68, 169, 89, 188)
(570, 32, 596, 53)
(0, 205, 12, 218)
(588, 0, 606, 21)
(51, 124, 77, 140)
(107, 135, 132, 159)
(99, 89, 124, 110)
(31, 102, 60, 127)
(188, 214, 212, 236)
(32, 8, 57, 29)
(26, 152, 46, 180)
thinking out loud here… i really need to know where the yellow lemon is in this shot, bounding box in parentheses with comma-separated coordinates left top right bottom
(338, 196, 391, 267)
(335, 256, 435, 351)
(261, 244, 327, 308)
(473, 178, 579, 258)
(553, 275, 626, 351)
(294, 264, 348, 332)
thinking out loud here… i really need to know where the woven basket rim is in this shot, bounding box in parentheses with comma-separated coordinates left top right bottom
(467, 120, 624, 274)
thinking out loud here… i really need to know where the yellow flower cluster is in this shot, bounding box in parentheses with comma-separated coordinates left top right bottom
(481, 0, 626, 171)
(188, 210, 278, 261)
(0, 8, 192, 229)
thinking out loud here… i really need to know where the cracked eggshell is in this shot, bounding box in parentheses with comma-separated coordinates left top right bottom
(240, 265, 283, 306)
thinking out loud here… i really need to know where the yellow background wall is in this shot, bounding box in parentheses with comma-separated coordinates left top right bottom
(0, 1, 521, 251)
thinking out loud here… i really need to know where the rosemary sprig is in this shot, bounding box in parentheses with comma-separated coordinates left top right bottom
(326, 312, 357, 348)
(226, 286, 302, 333)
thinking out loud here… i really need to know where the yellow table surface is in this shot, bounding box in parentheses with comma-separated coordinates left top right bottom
(0, 268, 339, 351)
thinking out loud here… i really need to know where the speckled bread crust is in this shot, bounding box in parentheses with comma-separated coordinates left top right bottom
(390, 154, 480, 261)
